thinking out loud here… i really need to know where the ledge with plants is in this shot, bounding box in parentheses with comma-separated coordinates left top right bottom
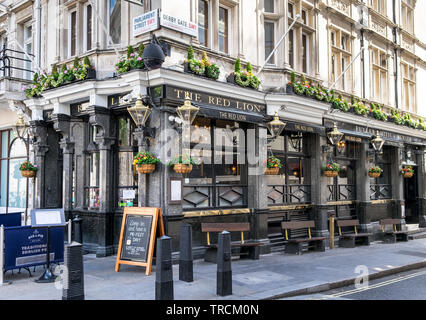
(286, 72, 426, 132)
(265, 156, 283, 175)
(133, 151, 161, 174)
(183, 46, 220, 80)
(168, 155, 198, 174)
(227, 58, 261, 90)
(24, 56, 96, 99)
(115, 44, 146, 74)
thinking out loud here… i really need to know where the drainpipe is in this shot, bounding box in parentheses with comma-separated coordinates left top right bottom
(35, 0, 42, 72)
(392, 0, 399, 109)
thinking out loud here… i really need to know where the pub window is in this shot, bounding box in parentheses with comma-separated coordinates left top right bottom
(23, 23, 32, 80)
(288, 30, 294, 68)
(266, 131, 311, 206)
(84, 125, 100, 209)
(0, 129, 29, 214)
(218, 6, 229, 54)
(116, 116, 138, 208)
(302, 33, 308, 74)
(182, 118, 248, 210)
(401, 61, 416, 113)
(371, 47, 388, 103)
(198, 0, 209, 47)
(330, 28, 352, 91)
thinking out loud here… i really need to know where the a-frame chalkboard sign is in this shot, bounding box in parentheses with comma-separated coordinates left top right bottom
(115, 207, 165, 275)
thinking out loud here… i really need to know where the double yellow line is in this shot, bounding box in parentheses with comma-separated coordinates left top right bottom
(328, 270, 426, 298)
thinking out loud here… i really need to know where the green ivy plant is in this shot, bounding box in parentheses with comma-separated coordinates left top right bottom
(352, 96, 369, 116)
(332, 95, 350, 112)
(370, 103, 388, 121)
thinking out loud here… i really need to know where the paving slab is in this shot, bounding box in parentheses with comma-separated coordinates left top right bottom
(0, 238, 425, 300)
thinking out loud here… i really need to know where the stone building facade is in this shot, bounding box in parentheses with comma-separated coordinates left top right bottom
(0, 0, 425, 256)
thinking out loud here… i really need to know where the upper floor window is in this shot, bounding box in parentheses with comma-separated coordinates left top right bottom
(84, 4, 93, 52)
(23, 23, 32, 80)
(68, 10, 77, 57)
(109, 0, 121, 45)
(218, 6, 229, 54)
(401, 62, 416, 113)
(371, 47, 388, 103)
(371, 0, 386, 15)
(287, 1, 314, 75)
(264, 0, 275, 13)
(198, 0, 209, 47)
(401, 1, 414, 34)
(330, 28, 352, 91)
(264, 21, 275, 65)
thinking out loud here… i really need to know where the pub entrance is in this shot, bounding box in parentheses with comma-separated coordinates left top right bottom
(404, 166, 419, 223)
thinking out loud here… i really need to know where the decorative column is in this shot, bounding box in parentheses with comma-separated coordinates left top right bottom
(52, 114, 74, 216)
(30, 121, 49, 209)
(312, 134, 330, 239)
(391, 146, 405, 219)
(356, 142, 372, 233)
(89, 109, 115, 257)
(415, 147, 426, 227)
(133, 127, 147, 207)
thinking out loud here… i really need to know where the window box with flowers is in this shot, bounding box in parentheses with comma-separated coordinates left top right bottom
(351, 97, 369, 117)
(168, 155, 198, 174)
(184, 47, 220, 80)
(19, 160, 38, 178)
(368, 166, 383, 178)
(401, 165, 414, 178)
(133, 151, 161, 174)
(265, 156, 283, 175)
(332, 95, 351, 112)
(227, 58, 261, 90)
(369, 103, 388, 121)
(115, 44, 146, 74)
(323, 162, 340, 178)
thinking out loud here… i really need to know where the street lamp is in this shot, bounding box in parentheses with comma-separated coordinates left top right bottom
(327, 122, 344, 146)
(371, 131, 385, 153)
(13, 114, 29, 141)
(267, 112, 286, 139)
(127, 94, 152, 127)
(176, 99, 199, 125)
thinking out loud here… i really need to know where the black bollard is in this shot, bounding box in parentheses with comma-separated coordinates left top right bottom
(62, 242, 84, 300)
(73, 215, 83, 244)
(179, 223, 193, 282)
(217, 230, 232, 296)
(155, 236, 174, 300)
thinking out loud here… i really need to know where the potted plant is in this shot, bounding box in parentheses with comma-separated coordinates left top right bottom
(201, 51, 220, 80)
(352, 97, 369, 116)
(368, 166, 383, 178)
(332, 95, 350, 112)
(265, 156, 282, 175)
(286, 71, 296, 93)
(19, 160, 38, 178)
(227, 58, 261, 90)
(370, 103, 388, 121)
(133, 151, 161, 174)
(401, 165, 414, 178)
(168, 155, 198, 174)
(323, 162, 340, 178)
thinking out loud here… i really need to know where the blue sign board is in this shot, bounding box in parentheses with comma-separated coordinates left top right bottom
(3, 226, 64, 271)
(0, 212, 22, 228)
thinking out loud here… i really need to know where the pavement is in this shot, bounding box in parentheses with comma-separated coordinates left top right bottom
(1, 238, 426, 300)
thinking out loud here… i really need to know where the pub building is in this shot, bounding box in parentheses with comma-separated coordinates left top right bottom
(24, 69, 426, 258)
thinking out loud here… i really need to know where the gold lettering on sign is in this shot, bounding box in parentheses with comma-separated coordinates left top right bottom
(174, 89, 183, 99)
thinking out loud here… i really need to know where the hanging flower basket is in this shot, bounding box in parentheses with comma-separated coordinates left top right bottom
(173, 164, 193, 174)
(403, 172, 414, 178)
(21, 170, 36, 178)
(324, 170, 338, 178)
(401, 166, 414, 178)
(265, 167, 280, 175)
(136, 164, 156, 174)
(368, 172, 381, 178)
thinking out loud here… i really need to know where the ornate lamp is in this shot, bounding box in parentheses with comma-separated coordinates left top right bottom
(336, 140, 346, 153)
(14, 114, 29, 140)
(327, 122, 344, 145)
(127, 94, 152, 127)
(289, 132, 302, 150)
(177, 99, 199, 125)
(371, 131, 385, 152)
(267, 112, 286, 139)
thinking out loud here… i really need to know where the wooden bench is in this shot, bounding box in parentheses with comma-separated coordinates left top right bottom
(380, 219, 409, 243)
(336, 219, 372, 248)
(201, 223, 262, 263)
(281, 221, 327, 255)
